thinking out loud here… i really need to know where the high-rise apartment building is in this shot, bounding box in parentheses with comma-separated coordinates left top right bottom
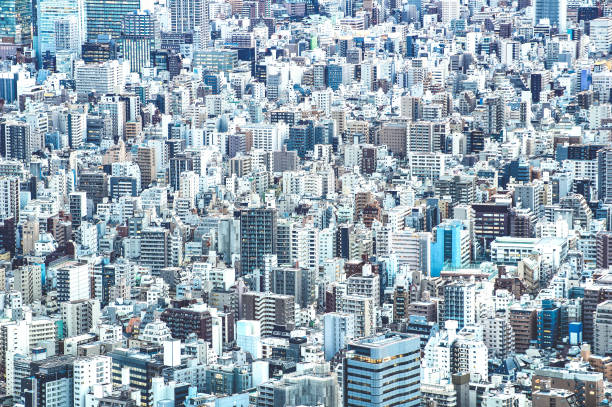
(56, 261, 91, 303)
(594, 300, 612, 356)
(443, 282, 476, 330)
(240, 208, 277, 276)
(73, 356, 111, 407)
(140, 227, 169, 275)
(61, 299, 101, 337)
(323, 312, 355, 361)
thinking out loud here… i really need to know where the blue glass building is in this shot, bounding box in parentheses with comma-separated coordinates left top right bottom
(430, 220, 470, 277)
(537, 299, 560, 349)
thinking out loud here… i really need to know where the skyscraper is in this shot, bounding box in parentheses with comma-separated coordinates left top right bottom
(85, 0, 140, 41)
(343, 333, 421, 407)
(0, 0, 32, 45)
(240, 207, 277, 276)
(169, 0, 209, 47)
(35, 0, 86, 64)
(534, 0, 567, 31)
(121, 10, 160, 73)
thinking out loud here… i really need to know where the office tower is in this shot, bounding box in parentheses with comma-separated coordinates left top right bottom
(81, 35, 118, 62)
(108, 349, 161, 407)
(443, 282, 476, 330)
(78, 171, 108, 208)
(159, 307, 213, 341)
(0, 0, 32, 45)
(1, 121, 32, 163)
(256, 365, 338, 407)
(472, 202, 512, 258)
(534, 0, 567, 30)
(21, 356, 76, 407)
(323, 312, 355, 361)
(589, 18, 612, 55)
(35, 0, 86, 64)
(73, 356, 111, 407)
(56, 261, 91, 303)
(537, 299, 560, 349)
(430, 220, 471, 277)
(121, 10, 159, 73)
(140, 227, 169, 275)
(594, 300, 612, 355)
(61, 299, 101, 337)
(169, 0, 209, 46)
(239, 291, 295, 335)
(14, 265, 42, 305)
(240, 208, 277, 276)
(74, 60, 125, 95)
(343, 333, 421, 407)
(236, 320, 262, 358)
(85, 0, 140, 41)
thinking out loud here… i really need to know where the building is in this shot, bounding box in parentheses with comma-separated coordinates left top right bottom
(240, 208, 277, 276)
(14, 265, 42, 305)
(22, 356, 76, 407)
(74, 60, 124, 95)
(73, 356, 112, 407)
(534, 0, 567, 31)
(140, 227, 169, 275)
(85, 0, 140, 41)
(35, 0, 86, 64)
(61, 299, 101, 337)
(169, 0, 210, 45)
(590, 17, 612, 55)
(160, 307, 213, 341)
(56, 261, 91, 303)
(443, 282, 476, 330)
(343, 333, 421, 407)
(323, 313, 355, 361)
(239, 291, 295, 335)
(594, 300, 612, 356)
(532, 368, 604, 407)
(431, 220, 471, 277)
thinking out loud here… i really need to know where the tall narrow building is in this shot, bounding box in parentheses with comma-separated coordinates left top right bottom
(240, 207, 277, 276)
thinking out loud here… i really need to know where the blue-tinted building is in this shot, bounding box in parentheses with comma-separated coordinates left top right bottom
(430, 220, 470, 277)
(537, 299, 560, 349)
(326, 64, 343, 90)
(343, 333, 421, 407)
(0, 72, 19, 103)
(288, 121, 314, 158)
